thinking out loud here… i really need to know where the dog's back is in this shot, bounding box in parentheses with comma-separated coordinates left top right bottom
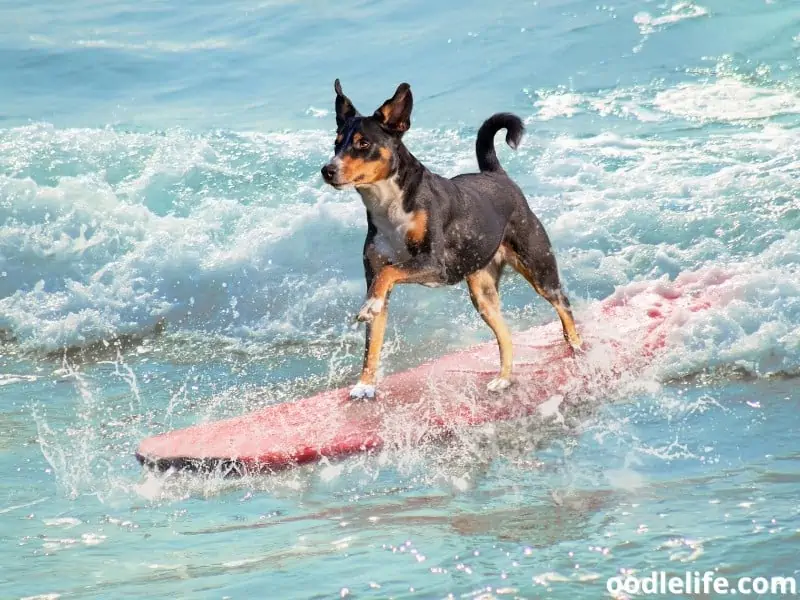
(427, 113, 532, 283)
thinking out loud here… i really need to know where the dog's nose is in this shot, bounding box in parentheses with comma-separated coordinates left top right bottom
(321, 164, 336, 182)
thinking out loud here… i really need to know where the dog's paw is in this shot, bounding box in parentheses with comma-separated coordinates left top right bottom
(356, 297, 384, 323)
(567, 335, 584, 353)
(487, 377, 512, 393)
(349, 382, 376, 400)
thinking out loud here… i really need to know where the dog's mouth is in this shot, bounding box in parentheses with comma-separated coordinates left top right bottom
(325, 176, 355, 190)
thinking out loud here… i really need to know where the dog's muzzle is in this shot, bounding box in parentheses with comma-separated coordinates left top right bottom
(321, 163, 336, 184)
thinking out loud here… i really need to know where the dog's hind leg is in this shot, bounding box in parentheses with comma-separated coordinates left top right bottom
(541, 285, 582, 351)
(466, 259, 513, 392)
(502, 220, 583, 350)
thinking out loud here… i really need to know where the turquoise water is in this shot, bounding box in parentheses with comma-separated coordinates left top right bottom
(2, 0, 800, 597)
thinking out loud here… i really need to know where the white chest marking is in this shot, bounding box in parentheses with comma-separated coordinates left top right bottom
(357, 177, 413, 262)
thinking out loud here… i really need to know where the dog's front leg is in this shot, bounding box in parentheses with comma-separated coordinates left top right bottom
(351, 298, 391, 399)
(351, 260, 442, 399)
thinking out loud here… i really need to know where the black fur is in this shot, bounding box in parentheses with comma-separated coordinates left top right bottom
(476, 112, 525, 172)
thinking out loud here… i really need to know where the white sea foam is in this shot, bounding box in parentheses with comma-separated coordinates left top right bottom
(29, 34, 237, 53)
(43, 517, 81, 528)
(654, 78, 800, 122)
(531, 78, 799, 124)
(0, 373, 39, 386)
(531, 91, 584, 120)
(634, 2, 709, 36)
(661, 264, 800, 379)
(0, 126, 362, 350)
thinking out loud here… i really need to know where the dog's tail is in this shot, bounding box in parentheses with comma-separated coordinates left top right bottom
(475, 112, 524, 173)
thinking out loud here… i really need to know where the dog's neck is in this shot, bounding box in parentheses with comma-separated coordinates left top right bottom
(394, 142, 424, 192)
(356, 176, 403, 214)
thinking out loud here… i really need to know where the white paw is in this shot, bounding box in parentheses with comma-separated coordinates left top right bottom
(349, 382, 376, 399)
(487, 377, 512, 393)
(568, 337, 584, 353)
(356, 297, 384, 323)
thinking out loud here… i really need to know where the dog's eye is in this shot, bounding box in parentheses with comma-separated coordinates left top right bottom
(355, 138, 371, 150)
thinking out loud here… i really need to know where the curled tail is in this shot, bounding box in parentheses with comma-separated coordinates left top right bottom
(475, 112, 525, 173)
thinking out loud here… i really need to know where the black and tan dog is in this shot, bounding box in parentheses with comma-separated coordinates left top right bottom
(321, 80, 582, 399)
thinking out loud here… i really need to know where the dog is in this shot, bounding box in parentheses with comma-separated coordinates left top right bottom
(321, 80, 582, 399)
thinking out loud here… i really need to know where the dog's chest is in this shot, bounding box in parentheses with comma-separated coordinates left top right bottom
(358, 179, 413, 262)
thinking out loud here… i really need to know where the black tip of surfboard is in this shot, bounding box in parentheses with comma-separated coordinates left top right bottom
(136, 452, 266, 477)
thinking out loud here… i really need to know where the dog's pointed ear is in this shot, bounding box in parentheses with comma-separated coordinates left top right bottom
(334, 79, 358, 128)
(374, 83, 412, 134)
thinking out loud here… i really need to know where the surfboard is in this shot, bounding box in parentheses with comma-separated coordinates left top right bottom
(137, 270, 733, 473)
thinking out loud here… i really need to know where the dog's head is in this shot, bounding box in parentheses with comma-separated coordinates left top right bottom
(321, 80, 413, 189)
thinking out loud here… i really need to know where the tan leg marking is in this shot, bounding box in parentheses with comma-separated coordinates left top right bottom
(466, 267, 513, 389)
(357, 262, 438, 387)
(357, 245, 391, 387)
(359, 294, 390, 386)
(553, 303, 582, 349)
(502, 243, 582, 349)
(364, 264, 438, 308)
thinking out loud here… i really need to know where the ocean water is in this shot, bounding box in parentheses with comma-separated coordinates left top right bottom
(1, 0, 799, 597)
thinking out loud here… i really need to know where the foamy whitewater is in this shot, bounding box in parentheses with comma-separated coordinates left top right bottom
(1, 0, 798, 598)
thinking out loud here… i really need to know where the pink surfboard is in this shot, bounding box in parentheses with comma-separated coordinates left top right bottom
(137, 270, 733, 473)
